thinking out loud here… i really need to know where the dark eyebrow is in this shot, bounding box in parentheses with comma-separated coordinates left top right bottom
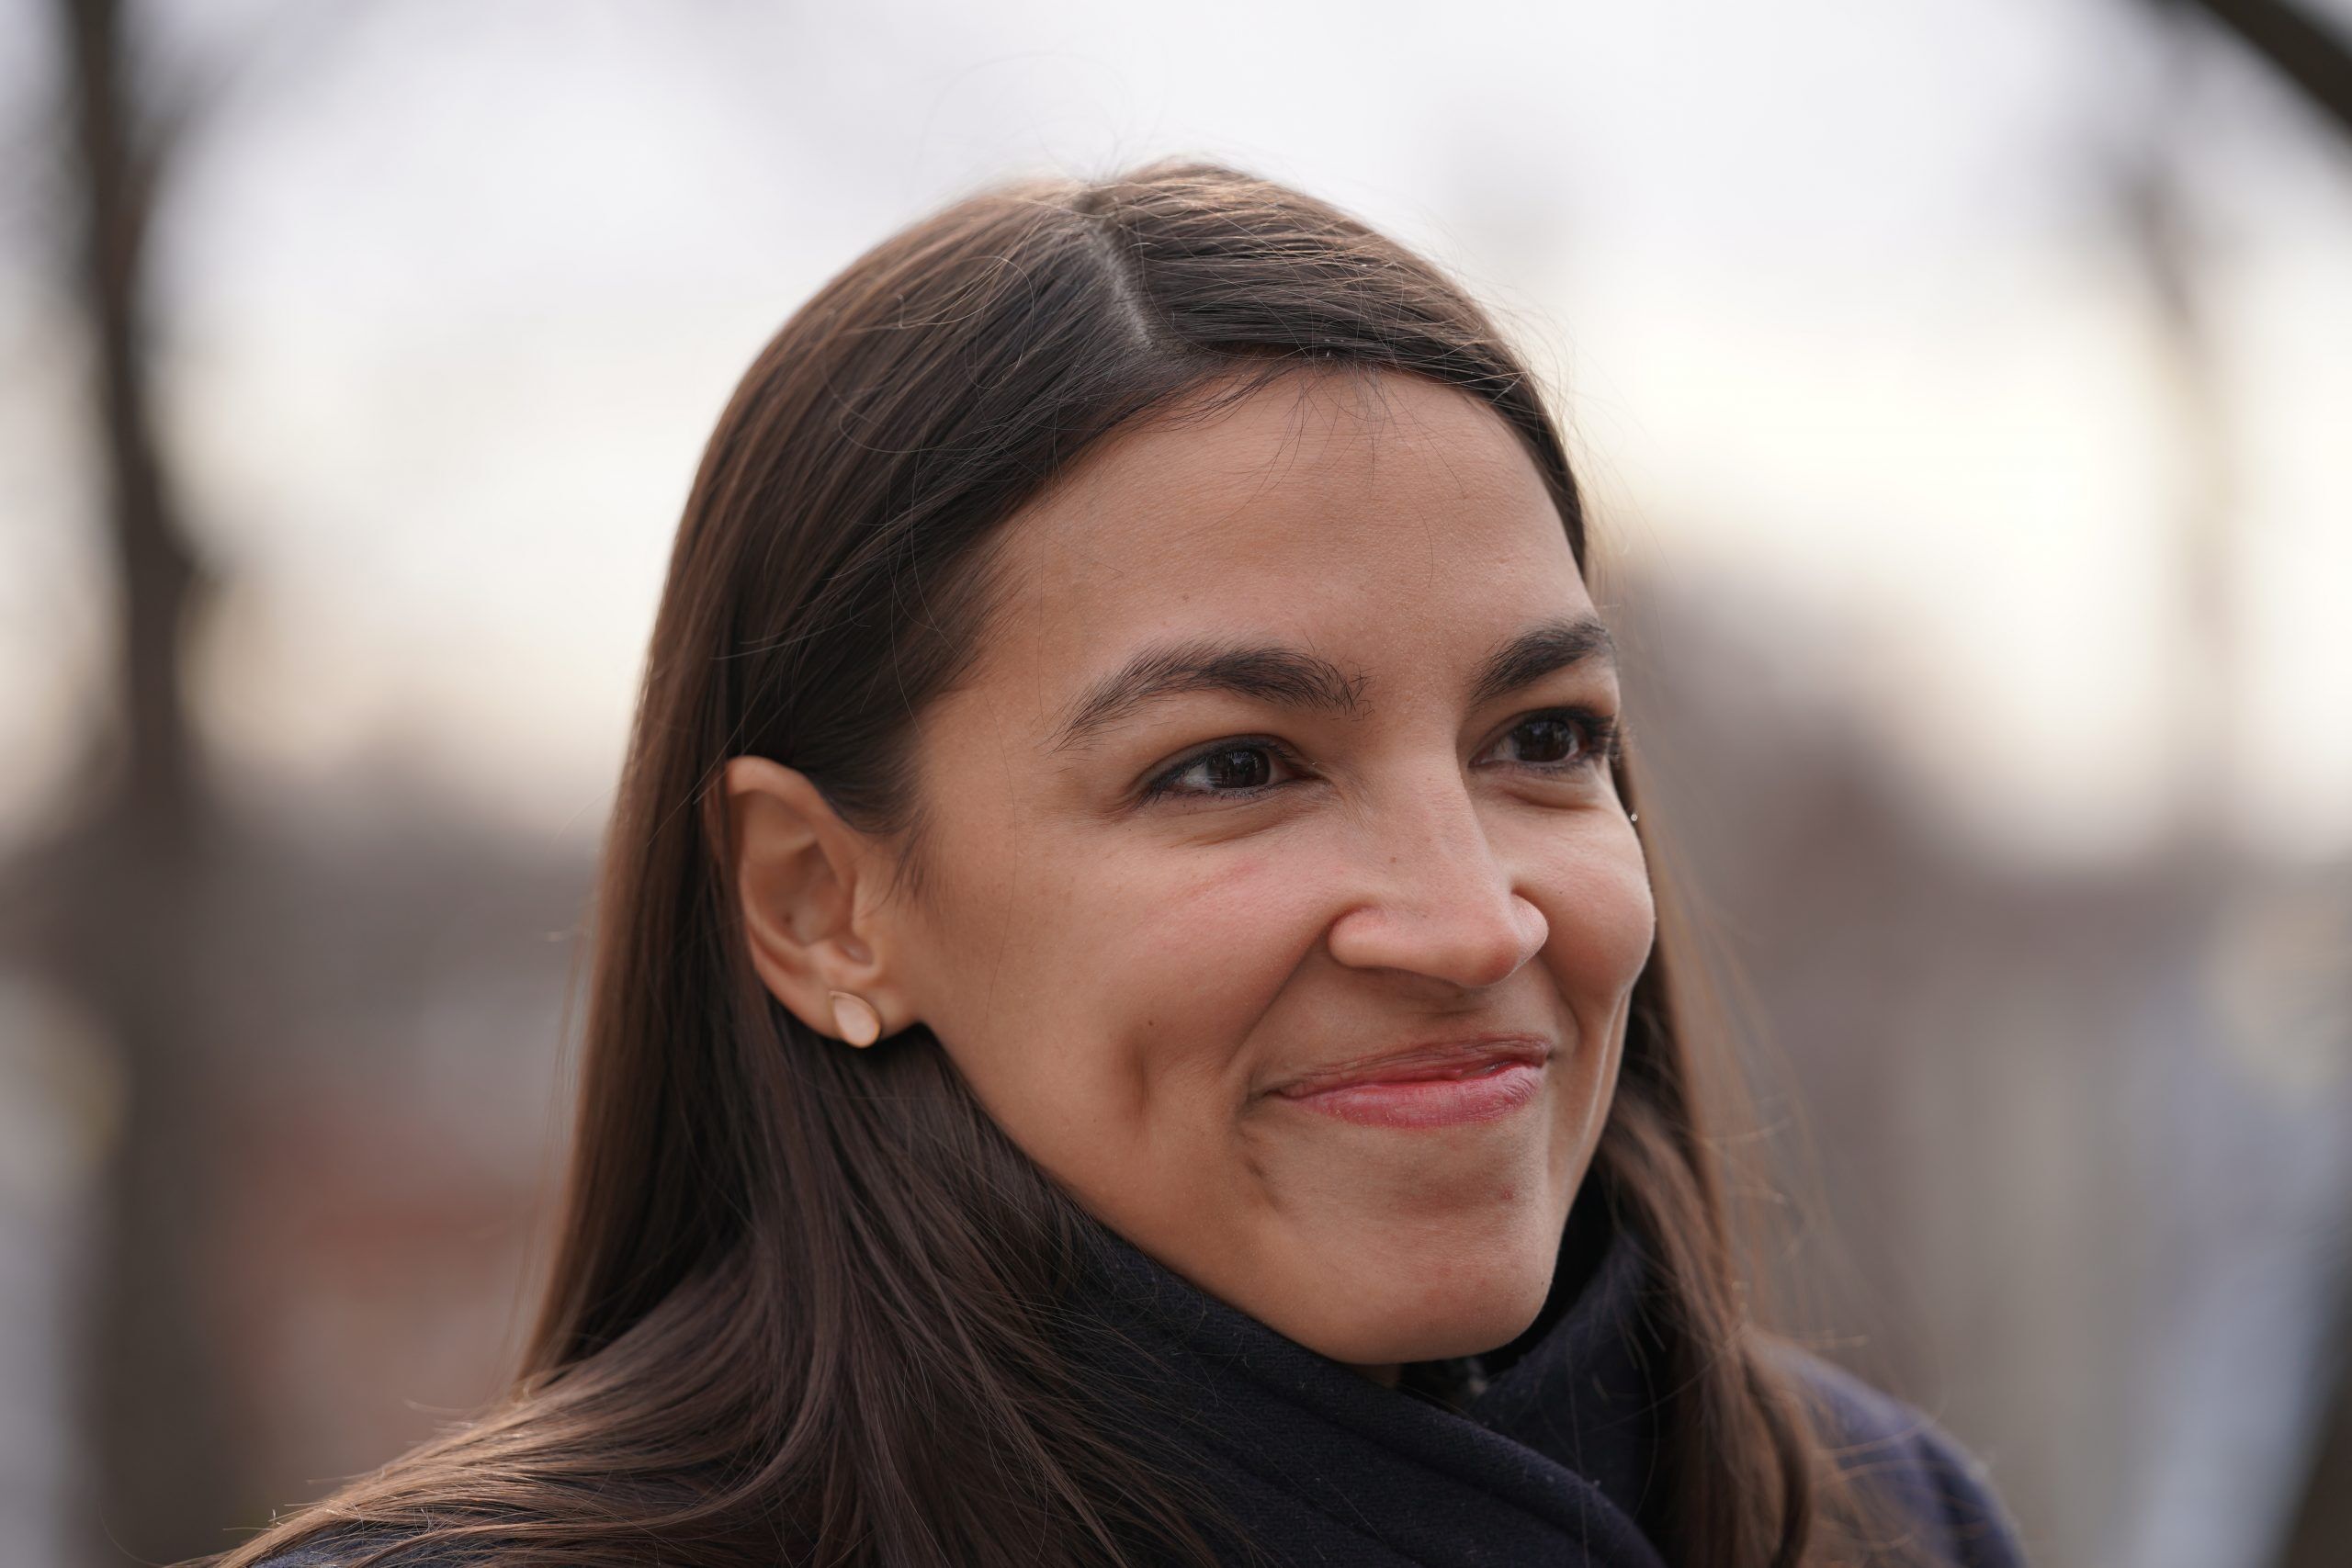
(1045, 614, 1617, 756)
(1046, 638, 1367, 756)
(1465, 614, 1619, 711)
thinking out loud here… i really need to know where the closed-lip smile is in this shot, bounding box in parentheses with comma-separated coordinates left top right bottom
(1272, 1034, 1551, 1096)
(1269, 1034, 1552, 1130)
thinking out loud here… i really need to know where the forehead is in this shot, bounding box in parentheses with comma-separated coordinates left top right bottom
(970, 368, 1593, 698)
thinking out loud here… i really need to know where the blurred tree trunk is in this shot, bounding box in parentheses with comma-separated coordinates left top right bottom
(53, 0, 242, 1561)
(2183, 0, 2352, 133)
(2279, 1301, 2352, 1565)
(2143, 9, 2352, 1562)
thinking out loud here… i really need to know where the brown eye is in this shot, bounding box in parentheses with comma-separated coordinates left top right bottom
(1193, 746, 1276, 790)
(1490, 708, 1621, 774)
(1512, 715, 1584, 765)
(1139, 739, 1297, 803)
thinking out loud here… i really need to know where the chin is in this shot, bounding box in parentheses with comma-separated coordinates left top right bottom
(1287, 1235, 1562, 1367)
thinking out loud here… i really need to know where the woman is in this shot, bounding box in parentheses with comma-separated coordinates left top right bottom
(206, 159, 2028, 1568)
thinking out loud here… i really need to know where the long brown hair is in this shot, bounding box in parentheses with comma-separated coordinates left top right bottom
(198, 159, 1919, 1568)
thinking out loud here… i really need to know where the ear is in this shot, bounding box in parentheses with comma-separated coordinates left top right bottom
(721, 755, 911, 1045)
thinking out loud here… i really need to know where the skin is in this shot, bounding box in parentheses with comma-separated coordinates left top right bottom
(725, 367, 1656, 1382)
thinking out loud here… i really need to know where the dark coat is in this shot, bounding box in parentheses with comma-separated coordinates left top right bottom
(252, 1185, 2028, 1567)
(1057, 1178, 2030, 1567)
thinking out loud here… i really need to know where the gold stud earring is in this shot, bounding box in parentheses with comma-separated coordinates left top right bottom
(827, 989, 883, 1048)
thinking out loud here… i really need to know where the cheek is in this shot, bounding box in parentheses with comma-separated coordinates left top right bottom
(924, 845, 1306, 1180)
(1534, 830, 1657, 1011)
(1056, 850, 1313, 1121)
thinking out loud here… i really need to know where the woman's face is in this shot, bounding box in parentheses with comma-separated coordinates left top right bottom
(748, 367, 1655, 1375)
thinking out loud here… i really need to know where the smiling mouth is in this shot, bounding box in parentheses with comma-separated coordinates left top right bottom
(1272, 1034, 1550, 1094)
(1276, 1059, 1544, 1129)
(1270, 1036, 1551, 1130)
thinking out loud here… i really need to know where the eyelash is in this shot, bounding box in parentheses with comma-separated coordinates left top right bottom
(1136, 708, 1625, 806)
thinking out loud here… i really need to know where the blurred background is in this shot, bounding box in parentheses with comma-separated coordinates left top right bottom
(3, 1, 2348, 1564)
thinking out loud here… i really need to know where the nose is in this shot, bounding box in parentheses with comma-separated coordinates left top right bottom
(1323, 770, 1549, 991)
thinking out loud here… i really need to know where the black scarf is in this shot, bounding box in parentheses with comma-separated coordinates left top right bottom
(1059, 1178, 1680, 1567)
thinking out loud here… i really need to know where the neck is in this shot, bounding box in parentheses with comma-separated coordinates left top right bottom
(1349, 1360, 1402, 1389)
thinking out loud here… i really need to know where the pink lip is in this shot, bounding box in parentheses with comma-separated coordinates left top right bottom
(1270, 1035, 1550, 1130)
